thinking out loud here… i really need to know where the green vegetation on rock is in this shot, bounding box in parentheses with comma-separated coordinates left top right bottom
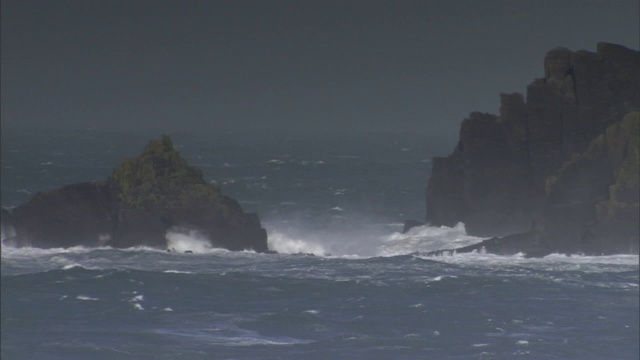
(596, 112, 640, 224)
(610, 112, 640, 203)
(542, 111, 639, 250)
(545, 112, 639, 204)
(108, 135, 224, 209)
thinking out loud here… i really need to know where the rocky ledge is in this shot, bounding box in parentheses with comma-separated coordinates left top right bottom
(425, 42, 639, 256)
(1, 136, 269, 252)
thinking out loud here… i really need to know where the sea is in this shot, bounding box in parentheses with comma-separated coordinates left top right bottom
(1, 128, 638, 359)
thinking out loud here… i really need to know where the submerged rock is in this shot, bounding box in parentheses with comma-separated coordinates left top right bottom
(1, 136, 269, 252)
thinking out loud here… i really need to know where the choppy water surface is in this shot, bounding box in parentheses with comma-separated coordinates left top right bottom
(2, 246, 638, 360)
(2, 130, 638, 359)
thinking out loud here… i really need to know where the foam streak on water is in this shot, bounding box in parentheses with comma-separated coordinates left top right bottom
(2, 241, 638, 360)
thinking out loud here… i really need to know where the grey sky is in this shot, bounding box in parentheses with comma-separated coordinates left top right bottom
(1, 0, 638, 137)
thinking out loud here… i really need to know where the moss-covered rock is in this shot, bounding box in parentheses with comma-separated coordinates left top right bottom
(108, 135, 212, 207)
(1, 136, 269, 252)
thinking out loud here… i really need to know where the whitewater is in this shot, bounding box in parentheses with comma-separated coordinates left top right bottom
(2, 129, 638, 359)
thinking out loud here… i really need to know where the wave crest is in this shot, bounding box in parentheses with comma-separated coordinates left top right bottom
(267, 231, 327, 256)
(377, 222, 485, 256)
(165, 228, 214, 254)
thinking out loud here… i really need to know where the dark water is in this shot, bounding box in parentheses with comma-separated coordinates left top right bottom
(1, 129, 639, 359)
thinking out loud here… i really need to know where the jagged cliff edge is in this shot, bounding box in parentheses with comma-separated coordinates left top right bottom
(425, 42, 639, 256)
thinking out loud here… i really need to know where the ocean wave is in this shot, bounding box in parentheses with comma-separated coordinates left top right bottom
(62, 263, 95, 270)
(163, 270, 194, 274)
(377, 222, 486, 257)
(2, 222, 637, 270)
(419, 251, 640, 268)
(165, 228, 214, 254)
(267, 231, 327, 256)
(0, 245, 113, 258)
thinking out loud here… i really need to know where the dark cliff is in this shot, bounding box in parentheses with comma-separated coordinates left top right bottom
(426, 43, 640, 245)
(428, 112, 639, 257)
(1, 136, 269, 252)
(538, 112, 639, 254)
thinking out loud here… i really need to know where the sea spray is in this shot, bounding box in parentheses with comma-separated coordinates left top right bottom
(267, 230, 327, 255)
(377, 222, 486, 256)
(265, 222, 487, 258)
(265, 221, 391, 257)
(165, 227, 213, 254)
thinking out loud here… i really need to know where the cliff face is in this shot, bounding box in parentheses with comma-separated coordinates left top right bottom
(539, 112, 639, 254)
(1, 136, 269, 252)
(427, 43, 640, 239)
(427, 112, 639, 257)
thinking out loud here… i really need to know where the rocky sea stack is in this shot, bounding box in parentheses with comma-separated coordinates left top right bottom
(1, 136, 269, 252)
(426, 42, 639, 256)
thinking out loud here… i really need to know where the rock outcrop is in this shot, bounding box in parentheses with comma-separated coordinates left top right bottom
(538, 112, 639, 254)
(1, 136, 269, 252)
(428, 112, 639, 257)
(426, 42, 639, 255)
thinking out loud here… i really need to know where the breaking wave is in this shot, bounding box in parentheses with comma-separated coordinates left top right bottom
(267, 231, 328, 255)
(266, 222, 486, 258)
(165, 228, 218, 254)
(378, 222, 485, 256)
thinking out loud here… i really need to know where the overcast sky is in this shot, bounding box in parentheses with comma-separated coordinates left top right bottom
(1, 0, 638, 137)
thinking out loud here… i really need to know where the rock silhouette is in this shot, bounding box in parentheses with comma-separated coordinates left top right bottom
(426, 43, 639, 256)
(1, 136, 269, 252)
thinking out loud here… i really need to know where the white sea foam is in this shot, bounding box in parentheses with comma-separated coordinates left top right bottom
(377, 222, 485, 256)
(1, 245, 107, 259)
(266, 219, 639, 267)
(62, 263, 85, 270)
(77, 295, 99, 301)
(154, 327, 312, 346)
(267, 221, 478, 258)
(267, 231, 327, 256)
(165, 228, 213, 254)
(422, 251, 640, 269)
(129, 295, 144, 302)
(1, 221, 18, 245)
(210, 335, 312, 346)
(429, 275, 457, 282)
